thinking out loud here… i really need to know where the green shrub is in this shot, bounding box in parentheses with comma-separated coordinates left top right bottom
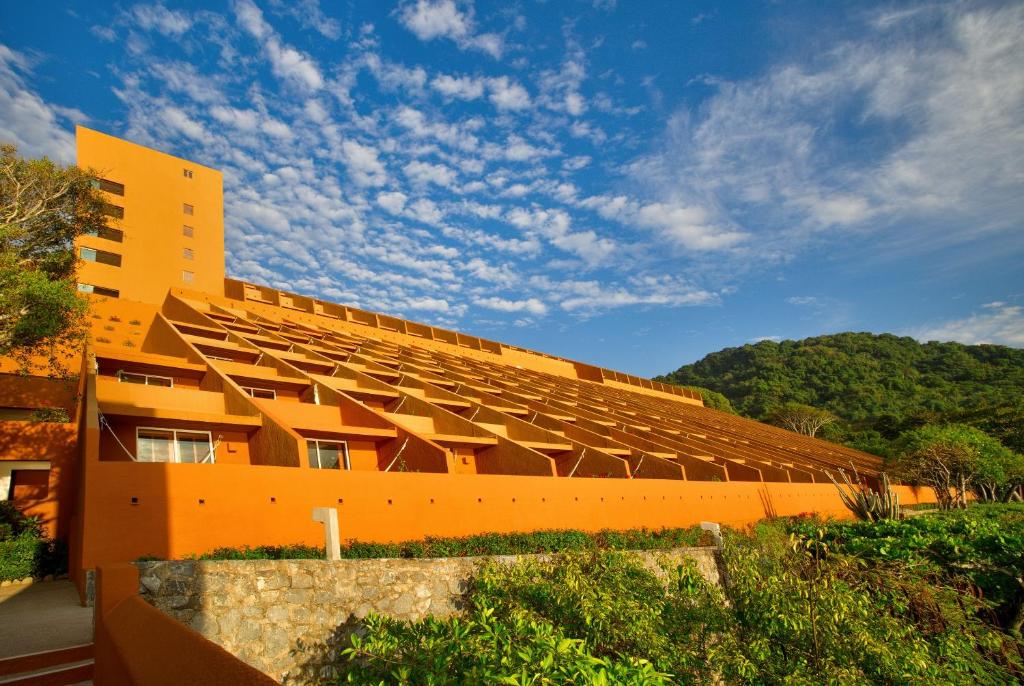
(0, 535, 66, 582)
(788, 504, 1024, 634)
(337, 519, 1024, 685)
(0, 501, 42, 541)
(341, 603, 671, 685)
(195, 526, 709, 561)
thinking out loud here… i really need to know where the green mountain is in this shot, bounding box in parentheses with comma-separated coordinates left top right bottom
(656, 333, 1024, 454)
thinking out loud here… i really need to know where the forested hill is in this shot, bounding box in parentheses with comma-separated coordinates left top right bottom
(656, 333, 1024, 452)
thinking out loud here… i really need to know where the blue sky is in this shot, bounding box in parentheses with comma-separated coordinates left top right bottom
(1, 1, 1022, 376)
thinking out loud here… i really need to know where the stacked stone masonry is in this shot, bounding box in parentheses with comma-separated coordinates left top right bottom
(138, 548, 721, 684)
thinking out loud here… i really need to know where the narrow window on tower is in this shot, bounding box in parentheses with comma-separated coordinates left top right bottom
(183, 247, 194, 260)
(183, 203, 194, 215)
(183, 168, 194, 179)
(102, 203, 124, 219)
(183, 225, 194, 238)
(182, 270, 194, 284)
(79, 247, 122, 267)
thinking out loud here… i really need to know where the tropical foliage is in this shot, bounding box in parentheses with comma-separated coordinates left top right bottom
(656, 333, 1024, 454)
(337, 510, 1024, 685)
(0, 143, 105, 372)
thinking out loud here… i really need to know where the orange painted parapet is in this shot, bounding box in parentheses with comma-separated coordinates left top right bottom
(93, 564, 276, 686)
(74, 461, 938, 570)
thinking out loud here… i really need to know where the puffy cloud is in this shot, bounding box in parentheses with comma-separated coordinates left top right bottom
(376, 191, 408, 214)
(474, 296, 548, 315)
(342, 140, 388, 186)
(131, 4, 192, 36)
(403, 160, 458, 188)
(234, 0, 323, 91)
(0, 45, 78, 161)
(431, 73, 485, 100)
(397, 0, 503, 58)
(486, 77, 532, 111)
(908, 303, 1024, 347)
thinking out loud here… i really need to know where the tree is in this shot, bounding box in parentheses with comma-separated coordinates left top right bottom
(890, 424, 1015, 509)
(682, 386, 735, 414)
(767, 401, 837, 437)
(0, 143, 105, 373)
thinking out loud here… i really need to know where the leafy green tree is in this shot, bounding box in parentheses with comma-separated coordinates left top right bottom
(657, 333, 1024, 455)
(0, 143, 105, 372)
(682, 386, 735, 413)
(767, 401, 837, 437)
(891, 424, 1014, 509)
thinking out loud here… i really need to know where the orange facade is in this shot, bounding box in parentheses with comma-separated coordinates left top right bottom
(0, 129, 934, 599)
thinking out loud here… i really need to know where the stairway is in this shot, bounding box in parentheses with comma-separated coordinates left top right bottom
(0, 644, 93, 686)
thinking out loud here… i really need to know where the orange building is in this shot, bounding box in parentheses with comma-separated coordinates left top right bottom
(0, 128, 934, 601)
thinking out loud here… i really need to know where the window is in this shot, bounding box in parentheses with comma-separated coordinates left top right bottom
(77, 283, 120, 298)
(183, 168, 194, 179)
(183, 203, 194, 215)
(307, 439, 349, 470)
(91, 178, 125, 196)
(137, 428, 214, 463)
(118, 372, 173, 387)
(102, 203, 124, 219)
(241, 386, 276, 399)
(79, 246, 122, 267)
(84, 226, 124, 242)
(183, 247, 194, 260)
(182, 270, 194, 283)
(183, 225, 194, 238)
(205, 355, 232, 362)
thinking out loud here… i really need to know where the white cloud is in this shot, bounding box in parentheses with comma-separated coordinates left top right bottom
(908, 303, 1024, 347)
(160, 106, 206, 141)
(403, 159, 458, 188)
(235, 0, 324, 91)
(342, 139, 388, 186)
(631, 3, 1024, 259)
(0, 45, 77, 162)
(486, 77, 532, 111)
(787, 296, 819, 306)
(397, 0, 503, 58)
(553, 275, 717, 313)
(474, 296, 548, 315)
(431, 73, 485, 100)
(132, 4, 192, 36)
(270, 0, 342, 40)
(376, 191, 408, 214)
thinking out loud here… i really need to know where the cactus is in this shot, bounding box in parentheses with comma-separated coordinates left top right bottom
(826, 466, 901, 521)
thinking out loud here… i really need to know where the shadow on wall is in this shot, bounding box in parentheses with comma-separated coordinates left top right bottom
(285, 618, 365, 686)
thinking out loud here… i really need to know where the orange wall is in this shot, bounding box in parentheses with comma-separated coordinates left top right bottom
(76, 458, 938, 569)
(76, 126, 224, 303)
(93, 564, 276, 686)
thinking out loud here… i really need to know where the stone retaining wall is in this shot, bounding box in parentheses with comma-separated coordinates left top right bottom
(138, 547, 720, 684)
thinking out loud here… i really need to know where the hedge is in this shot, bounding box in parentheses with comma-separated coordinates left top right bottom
(0, 535, 68, 582)
(183, 526, 713, 562)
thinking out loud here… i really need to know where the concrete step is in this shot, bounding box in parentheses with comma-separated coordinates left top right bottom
(0, 660, 93, 686)
(0, 645, 93, 686)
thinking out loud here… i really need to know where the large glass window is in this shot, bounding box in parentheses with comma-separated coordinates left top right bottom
(119, 372, 173, 387)
(136, 428, 214, 463)
(307, 439, 348, 470)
